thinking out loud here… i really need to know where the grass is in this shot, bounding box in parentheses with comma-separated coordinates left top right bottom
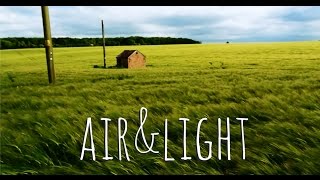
(0, 42, 320, 175)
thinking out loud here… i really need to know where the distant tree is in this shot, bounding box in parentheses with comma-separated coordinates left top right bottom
(17, 41, 26, 48)
(0, 36, 201, 49)
(0, 39, 14, 49)
(126, 38, 136, 45)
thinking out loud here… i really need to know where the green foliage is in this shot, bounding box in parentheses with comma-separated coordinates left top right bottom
(0, 36, 201, 49)
(0, 42, 320, 174)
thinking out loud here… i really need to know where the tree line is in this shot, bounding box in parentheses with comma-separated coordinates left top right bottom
(0, 36, 201, 49)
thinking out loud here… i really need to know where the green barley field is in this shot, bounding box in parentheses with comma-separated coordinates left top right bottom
(1, 42, 320, 175)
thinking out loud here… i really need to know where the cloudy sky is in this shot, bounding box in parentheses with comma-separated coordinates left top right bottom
(0, 6, 319, 42)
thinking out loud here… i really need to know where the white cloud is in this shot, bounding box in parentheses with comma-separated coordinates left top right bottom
(0, 6, 319, 42)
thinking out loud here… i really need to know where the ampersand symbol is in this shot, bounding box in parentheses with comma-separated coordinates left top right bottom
(135, 107, 159, 154)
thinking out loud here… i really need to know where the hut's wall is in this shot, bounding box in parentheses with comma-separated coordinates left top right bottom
(128, 52, 145, 68)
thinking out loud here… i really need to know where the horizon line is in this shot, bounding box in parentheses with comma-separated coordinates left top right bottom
(1, 36, 319, 44)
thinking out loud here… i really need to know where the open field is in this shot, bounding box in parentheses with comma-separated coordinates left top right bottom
(1, 42, 320, 174)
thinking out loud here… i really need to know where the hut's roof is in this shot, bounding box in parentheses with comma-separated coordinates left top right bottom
(116, 50, 145, 58)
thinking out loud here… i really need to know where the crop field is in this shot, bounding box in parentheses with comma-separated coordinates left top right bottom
(1, 42, 320, 174)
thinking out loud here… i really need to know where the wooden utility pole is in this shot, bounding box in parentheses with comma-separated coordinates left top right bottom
(101, 20, 106, 68)
(41, 6, 55, 84)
